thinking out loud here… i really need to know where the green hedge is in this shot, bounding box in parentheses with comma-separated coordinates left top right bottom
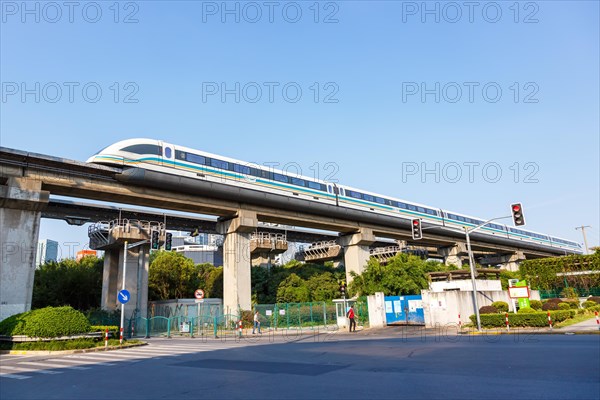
(0, 307, 91, 338)
(470, 310, 576, 328)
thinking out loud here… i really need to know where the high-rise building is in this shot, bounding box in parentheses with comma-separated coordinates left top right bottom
(36, 239, 59, 266)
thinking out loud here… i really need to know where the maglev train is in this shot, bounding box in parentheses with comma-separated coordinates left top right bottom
(87, 138, 583, 254)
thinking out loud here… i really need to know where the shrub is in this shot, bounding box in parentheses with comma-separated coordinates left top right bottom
(469, 310, 575, 327)
(479, 306, 498, 314)
(565, 301, 580, 309)
(558, 303, 571, 310)
(518, 307, 535, 314)
(544, 298, 563, 305)
(529, 300, 543, 310)
(560, 287, 579, 299)
(0, 307, 90, 338)
(583, 301, 597, 309)
(542, 301, 562, 311)
(491, 301, 509, 313)
(587, 296, 600, 304)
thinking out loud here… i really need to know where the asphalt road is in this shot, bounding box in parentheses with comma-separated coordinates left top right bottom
(1, 331, 598, 400)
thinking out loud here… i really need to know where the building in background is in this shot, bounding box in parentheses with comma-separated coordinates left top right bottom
(76, 250, 97, 261)
(172, 235, 223, 266)
(36, 239, 58, 266)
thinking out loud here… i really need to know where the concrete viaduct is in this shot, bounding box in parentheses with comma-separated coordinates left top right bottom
(0, 147, 567, 322)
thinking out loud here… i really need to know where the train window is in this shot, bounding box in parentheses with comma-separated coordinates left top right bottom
(398, 202, 407, 209)
(340, 188, 345, 196)
(457, 216, 465, 222)
(274, 173, 288, 183)
(234, 164, 251, 175)
(349, 191, 362, 199)
(391, 201, 399, 208)
(164, 147, 172, 158)
(291, 177, 305, 187)
(448, 214, 457, 220)
(310, 181, 323, 191)
(364, 194, 374, 202)
(407, 204, 416, 211)
(121, 144, 162, 155)
(426, 209, 436, 215)
(210, 159, 229, 170)
(375, 197, 386, 204)
(417, 206, 425, 213)
(185, 153, 206, 165)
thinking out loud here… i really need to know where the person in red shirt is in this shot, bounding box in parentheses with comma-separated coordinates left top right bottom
(347, 306, 356, 332)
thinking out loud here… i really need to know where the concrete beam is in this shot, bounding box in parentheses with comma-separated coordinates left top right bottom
(0, 178, 49, 321)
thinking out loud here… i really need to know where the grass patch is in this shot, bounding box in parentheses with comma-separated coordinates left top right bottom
(0, 338, 142, 351)
(554, 313, 598, 328)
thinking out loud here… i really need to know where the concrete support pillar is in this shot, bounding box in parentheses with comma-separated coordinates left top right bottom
(101, 244, 150, 320)
(340, 228, 375, 285)
(217, 210, 257, 315)
(439, 243, 466, 267)
(0, 178, 49, 322)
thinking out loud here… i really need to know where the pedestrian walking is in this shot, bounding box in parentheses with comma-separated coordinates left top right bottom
(252, 310, 261, 334)
(347, 305, 356, 332)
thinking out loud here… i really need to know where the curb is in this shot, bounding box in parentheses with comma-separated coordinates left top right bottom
(1, 342, 147, 355)
(459, 330, 600, 336)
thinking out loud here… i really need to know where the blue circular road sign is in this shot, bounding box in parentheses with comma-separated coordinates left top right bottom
(118, 289, 131, 304)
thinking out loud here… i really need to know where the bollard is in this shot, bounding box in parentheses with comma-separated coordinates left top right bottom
(596, 311, 599, 330)
(120, 327, 124, 345)
(547, 312, 553, 330)
(131, 324, 135, 339)
(238, 320, 243, 338)
(458, 313, 462, 331)
(505, 313, 510, 332)
(105, 329, 109, 348)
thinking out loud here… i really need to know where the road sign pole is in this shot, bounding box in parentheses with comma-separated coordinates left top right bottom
(120, 240, 127, 345)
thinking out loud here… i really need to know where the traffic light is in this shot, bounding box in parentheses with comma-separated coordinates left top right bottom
(340, 282, 346, 297)
(411, 218, 423, 240)
(511, 203, 525, 226)
(165, 232, 172, 251)
(151, 230, 159, 250)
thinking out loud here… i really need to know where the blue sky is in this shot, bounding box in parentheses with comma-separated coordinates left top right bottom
(1, 0, 599, 257)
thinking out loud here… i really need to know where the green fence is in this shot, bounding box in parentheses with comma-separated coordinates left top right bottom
(127, 313, 244, 338)
(123, 300, 370, 338)
(253, 302, 337, 330)
(539, 287, 600, 299)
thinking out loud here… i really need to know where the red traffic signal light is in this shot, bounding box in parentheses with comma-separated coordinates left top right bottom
(511, 203, 525, 226)
(411, 218, 423, 240)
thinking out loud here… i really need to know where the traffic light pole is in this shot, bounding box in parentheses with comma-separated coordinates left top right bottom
(463, 215, 511, 332)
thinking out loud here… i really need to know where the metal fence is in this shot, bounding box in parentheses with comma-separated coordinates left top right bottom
(123, 300, 370, 338)
(539, 287, 600, 299)
(127, 314, 243, 339)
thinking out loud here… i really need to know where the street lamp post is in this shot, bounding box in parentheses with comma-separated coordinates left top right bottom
(464, 228, 481, 331)
(462, 215, 512, 332)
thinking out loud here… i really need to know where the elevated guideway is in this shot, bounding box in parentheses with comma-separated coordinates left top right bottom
(0, 146, 573, 321)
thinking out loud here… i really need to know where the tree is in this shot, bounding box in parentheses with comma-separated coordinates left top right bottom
(32, 256, 103, 311)
(148, 251, 200, 300)
(306, 272, 339, 301)
(276, 273, 310, 303)
(349, 253, 451, 297)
